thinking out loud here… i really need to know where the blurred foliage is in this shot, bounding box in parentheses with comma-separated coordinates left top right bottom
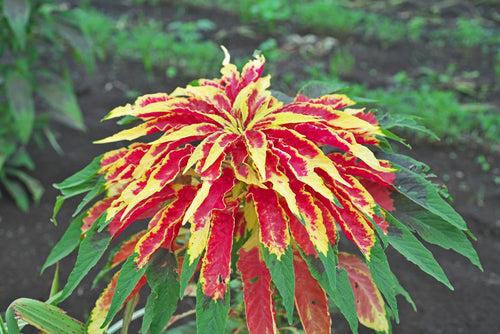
(0, 0, 93, 211)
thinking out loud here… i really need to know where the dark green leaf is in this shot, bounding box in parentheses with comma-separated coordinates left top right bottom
(392, 164, 467, 231)
(54, 215, 111, 304)
(5, 169, 43, 203)
(142, 249, 180, 334)
(393, 196, 481, 270)
(179, 253, 201, 299)
(5, 71, 34, 144)
(379, 113, 439, 141)
(334, 268, 358, 334)
(383, 212, 453, 289)
(38, 73, 85, 131)
(103, 254, 147, 327)
(3, 0, 30, 48)
(368, 239, 415, 323)
(55, 21, 95, 72)
(195, 283, 229, 334)
(1, 176, 29, 212)
(41, 212, 85, 273)
(7, 148, 34, 170)
(261, 246, 295, 325)
(300, 245, 358, 334)
(299, 80, 347, 98)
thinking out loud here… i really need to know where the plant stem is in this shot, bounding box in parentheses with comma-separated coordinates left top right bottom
(120, 294, 139, 334)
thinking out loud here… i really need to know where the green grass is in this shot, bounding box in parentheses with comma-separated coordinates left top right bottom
(299, 65, 499, 145)
(71, 9, 222, 77)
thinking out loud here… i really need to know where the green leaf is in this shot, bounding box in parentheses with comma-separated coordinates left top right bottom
(393, 196, 481, 270)
(54, 156, 101, 190)
(7, 298, 85, 334)
(41, 212, 85, 273)
(379, 113, 439, 141)
(142, 249, 180, 334)
(38, 72, 85, 131)
(3, 0, 30, 48)
(368, 239, 415, 323)
(1, 176, 29, 212)
(179, 253, 201, 299)
(49, 263, 60, 298)
(54, 215, 111, 304)
(381, 153, 429, 173)
(5, 71, 34, 144)
(334, 268, 359, 334)
(55, 20, 95, 72)
(103, 253, 147, 327)
(5, 307, 19, 334)
(392, 163, 467, 231)
(51, 195, 66, 225)
(300, 245, 358, 334)
(261, 246, 295, 325)
(7, 148, 34, 170)
(72, 176, 105, 217)
(383, 212, 453, 289)
(299, 80, 347, 98)
(5, 169, 43, 203)
(195, 283, 230, 334)
(0, 315, 7, 334)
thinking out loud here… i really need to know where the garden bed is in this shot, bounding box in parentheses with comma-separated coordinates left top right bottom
(1, 0, 499, 333)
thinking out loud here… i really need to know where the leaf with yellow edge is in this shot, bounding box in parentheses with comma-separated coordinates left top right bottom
(338, 252, 389, 333)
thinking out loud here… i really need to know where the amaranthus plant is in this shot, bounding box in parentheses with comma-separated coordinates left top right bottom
(32, 49, 480, 334)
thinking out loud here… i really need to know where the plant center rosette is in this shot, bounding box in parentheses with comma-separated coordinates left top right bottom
(46, 50, 480, 334)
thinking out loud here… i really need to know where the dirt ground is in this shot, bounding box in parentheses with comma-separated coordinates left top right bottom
(1, 2, 500, 333)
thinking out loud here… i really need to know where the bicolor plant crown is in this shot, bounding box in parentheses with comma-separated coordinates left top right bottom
(44, 49, 481, 334)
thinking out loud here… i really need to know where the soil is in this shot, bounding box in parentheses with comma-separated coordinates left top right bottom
(1, 1, 499, 333)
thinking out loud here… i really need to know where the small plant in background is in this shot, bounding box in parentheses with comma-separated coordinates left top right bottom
(0, 0, 93, 211)
(3, 50, 481, 333)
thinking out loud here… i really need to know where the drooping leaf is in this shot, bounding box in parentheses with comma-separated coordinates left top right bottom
(237, 244, 277, 334)
(7, 298, 84, 334)
(299, 80, 347, 98)
(367, 240, 415, 323)
(298, 246, 358, 334)
(393, 195, 482, 270)
(54, 156, 102, 190)
(54, 215, 111, 304)
(333, 268, 359, 334)
(0, 176, 29, 211)
(5, 168, 43, 203)
(383, 212, 453, 289)
(3, 0, 30, 48)
(392, 163, 467, 231)
(261, 246, 295, 325)
(72, 176, 105, 217)
(5, 71, 34, 144)
(142, 249, 179, 334)
(38, 72, 86, 131)
(55, 20, 95, 72)
(293, 254, 331, 334)
(195, 284, 230, 334)
(339, 253, 389, 333)
(42, 212, 85, 273)
(378, 113, 439, 141)
(179, 253, 201, 299)
(102, 253, 147, 327)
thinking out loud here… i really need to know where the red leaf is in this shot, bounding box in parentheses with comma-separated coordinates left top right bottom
(294, 254, 331, 334)
(237, 246, 277, 334)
